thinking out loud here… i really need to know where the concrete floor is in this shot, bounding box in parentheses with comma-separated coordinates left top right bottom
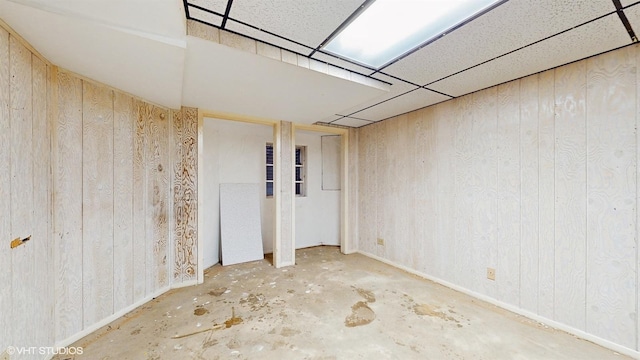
(57, 246, 629, 359)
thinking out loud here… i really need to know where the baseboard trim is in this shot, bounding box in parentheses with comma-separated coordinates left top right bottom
(356, 250, 640, 359)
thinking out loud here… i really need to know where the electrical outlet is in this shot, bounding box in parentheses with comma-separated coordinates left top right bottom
(1, 349, 10, 360)
(487, 268, 496, 281)
(376, 238, 384, 246)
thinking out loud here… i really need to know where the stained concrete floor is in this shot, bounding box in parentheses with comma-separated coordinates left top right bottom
(57, 246, 629, 360)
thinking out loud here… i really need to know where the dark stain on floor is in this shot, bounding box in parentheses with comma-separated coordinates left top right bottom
(356, 287, 376, 303)
(345, 301, 375, 327)
(194, 307, 208, 316)
(208, 287, 227, 296)
(224, 307, 243, 328)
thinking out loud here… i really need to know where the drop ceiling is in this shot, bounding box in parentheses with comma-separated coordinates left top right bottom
(0, 0, 638, 127)
(185, 0, 640, 127)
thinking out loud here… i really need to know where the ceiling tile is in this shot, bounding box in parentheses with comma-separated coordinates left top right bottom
(429, 13, 630, 97)
(227, 0, 364, 49)
(311, 51, 375, 75)
(318, 115, 343, 123)
(225, 19, 313, 55)
(334, 73, 418, 117)
(188, 0, 229, 16)
(621, 0, 636, 7)
(350, 88, 450, 122)
(621, 3, 640, 31)
(332, 117, 372, 128)
(188, 5, 223, 27)
(384, 0, 616, 86)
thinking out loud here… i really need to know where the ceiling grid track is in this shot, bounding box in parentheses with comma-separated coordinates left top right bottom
(180, 0, 640, 127)
(613, 0, 638, 41)
(220, 0, 233, 29)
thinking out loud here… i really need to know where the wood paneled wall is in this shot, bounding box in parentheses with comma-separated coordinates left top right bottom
(0, 24, 198, 356)
(356, 44, 640, 353)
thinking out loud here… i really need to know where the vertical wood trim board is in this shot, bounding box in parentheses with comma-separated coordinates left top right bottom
(0, 26, 12, 353)
(355, 43, 640, 354)
(10, 34, 34, 351)
(172, 107, 199, 283)
(585, 47, 636, 349)
(278, 121, 294, 267)
(113, 92, 134, 312)
(54, 69, 84, 341)
(554, 59, 587, 331)
(32, 54, 53, 350)
(133, 99, 147, 301)
(82, 81, 114, 327)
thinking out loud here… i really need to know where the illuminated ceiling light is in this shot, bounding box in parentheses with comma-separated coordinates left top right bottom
(323, 0, 503, 69)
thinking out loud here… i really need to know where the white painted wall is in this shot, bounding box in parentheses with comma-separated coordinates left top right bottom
(202, 120, 341, 268)
(295, 131, 341, 249)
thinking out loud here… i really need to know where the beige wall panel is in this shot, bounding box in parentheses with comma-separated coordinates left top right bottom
(519, 74, 540, 313)
(435, 100, 456, 283)
(496, 80, 521, 305)
(357, 124, 377, 255)
(470, 87, 498, 298)
(396, 114, 415, 266)
(454, 96, 474, 288)
(172, 108, 185, 282)
(113, 92, 134, 311)
(637, 43, 640, 354)
(554, 60, 587, 331)
(353, 44, 640, 353)
(10, 36, 34, 351)
(173, 107, 198, 282)
(376, 120, 392, 259)
(585, 47, 636, 348)
(82, 81, 114, 327)
(537, 68, 556, 319)
(133, 100, 148, 301)
(0, 27, 12, 352)
(147, 106, 170, 291)
(413, 108, 436, 274)
(32, 54, 54, 350)
(54, 71, 84, 341)
(348, 128, 358, 253)
(182, 107, 199, 280)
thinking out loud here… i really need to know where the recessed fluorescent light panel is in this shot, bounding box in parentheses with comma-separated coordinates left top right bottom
(323, 0, 502, 69)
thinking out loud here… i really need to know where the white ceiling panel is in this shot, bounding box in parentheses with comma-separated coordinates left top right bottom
(183, 36, 387, 124)
(335, 73, 419, 117)
(621, 3, 640, 31)
(5, 0, 186, 39)
(0, 0, 186, 108)
(188, 5, 223, 27)
(350, 88, 450, 122)
(188, 0, 228, 15)
(332, 117, 373, 128)
(225, 19, 313, 56)
(311, 51, 375, 76)
(621, 0, 637, 7)
(430, 13, 630, 97)
(384, 0, 616, 86)
(227, 0, 364, 49)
